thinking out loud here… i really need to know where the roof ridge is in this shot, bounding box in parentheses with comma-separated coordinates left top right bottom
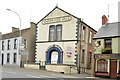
(2, 27, 30, 35)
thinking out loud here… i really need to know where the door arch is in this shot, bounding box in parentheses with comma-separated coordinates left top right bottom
(46, 45, 63, 64)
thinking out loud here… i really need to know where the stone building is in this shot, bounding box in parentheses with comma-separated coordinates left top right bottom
(35, 6, 96, 74)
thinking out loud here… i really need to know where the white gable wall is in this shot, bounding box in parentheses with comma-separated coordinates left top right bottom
(36, 8, 77, 41)
(36, 7, 78, 65)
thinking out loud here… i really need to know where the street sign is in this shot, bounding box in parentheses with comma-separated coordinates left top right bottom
(19, 51, 28, 55)
(66, 47, 72, 57)
(20, 44, 24, 51)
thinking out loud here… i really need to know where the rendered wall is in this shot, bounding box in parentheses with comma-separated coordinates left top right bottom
(46, 64, 77, 74)
(36, 8, 78, 65)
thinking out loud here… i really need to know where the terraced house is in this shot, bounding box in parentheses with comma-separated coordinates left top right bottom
(0, 22, 36, 67)
(35, 6, 96, 74)
(93, 15, 120, 79)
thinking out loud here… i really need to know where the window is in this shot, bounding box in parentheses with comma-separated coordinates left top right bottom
(14, 39, 17, 49)
(24, 39, 27, 48)
(89, 31, 92, 43)
(56, 25, 62, 41)
(89, 52, 92, 63)
(49, 25, 62, 41)
(97, 41, 101, 45)
(2, 41, 4, 50)
(49, 25, 55, 41)
(7, 53, 10, 63)
(81, 50, 85, 63)
(97, 59, 108, 72)
(8, 40, 10, 50)
(13, 53, 17, 63)
(105, 39, 112, 49)
(83, 26, 86, 41)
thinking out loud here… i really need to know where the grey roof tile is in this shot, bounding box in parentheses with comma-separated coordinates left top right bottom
(94, 22, 120, 39)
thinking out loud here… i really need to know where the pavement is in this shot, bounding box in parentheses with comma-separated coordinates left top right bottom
(1, 65, 116, 80)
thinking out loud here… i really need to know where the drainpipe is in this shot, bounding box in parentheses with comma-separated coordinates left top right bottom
(76, 19, 82, 74)
(78, 21, 82, 74)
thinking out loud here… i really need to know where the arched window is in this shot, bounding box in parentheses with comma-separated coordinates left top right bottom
(97, 59, 108, 72)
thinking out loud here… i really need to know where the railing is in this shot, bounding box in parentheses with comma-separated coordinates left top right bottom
(20, 60, 90, 74)
(80, 67, 87, 73)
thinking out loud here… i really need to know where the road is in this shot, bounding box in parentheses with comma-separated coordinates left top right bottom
(0, 66, 115, 80)
(2, 66, 67, 78)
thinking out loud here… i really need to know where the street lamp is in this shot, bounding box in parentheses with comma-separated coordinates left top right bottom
(6, 9, 21, 36)
(6, 9, 22, 67)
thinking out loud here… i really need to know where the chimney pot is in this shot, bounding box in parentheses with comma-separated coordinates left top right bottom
(102, 15, 108, 25)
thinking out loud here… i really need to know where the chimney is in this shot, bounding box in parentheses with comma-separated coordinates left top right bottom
(30, 22, 36, 28)
(12, 27, 19, 32)
(102, 15, 108, 25)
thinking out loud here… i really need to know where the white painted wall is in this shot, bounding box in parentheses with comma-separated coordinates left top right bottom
(36, 8, 78, 65)
(0, 37, 20, 67)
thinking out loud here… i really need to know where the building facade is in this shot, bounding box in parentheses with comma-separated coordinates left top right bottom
(35, 6, 96, 74)
(93, 15, 120, 79)
(0, 22, 36, 67)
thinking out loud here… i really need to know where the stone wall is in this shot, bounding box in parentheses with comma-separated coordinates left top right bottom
(46, 64, 77, 74)
(24, 64, 39, 69)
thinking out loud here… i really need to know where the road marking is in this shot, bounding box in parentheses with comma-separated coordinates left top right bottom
(26, 75, 41, 78)
(85, 77, 96, 78)
(4, 71, 16, 74)
(40, 75, 51, 77)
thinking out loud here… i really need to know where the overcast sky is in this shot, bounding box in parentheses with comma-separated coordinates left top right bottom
(0, 0, 119, 34)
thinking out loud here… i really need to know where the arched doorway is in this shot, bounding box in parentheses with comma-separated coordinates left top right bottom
(46, 45, 63, 64)
(51, 51, 58, 64)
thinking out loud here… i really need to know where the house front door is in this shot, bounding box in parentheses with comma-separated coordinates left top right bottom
(51, 51, 58, 64)
(110, 59, 117, 79)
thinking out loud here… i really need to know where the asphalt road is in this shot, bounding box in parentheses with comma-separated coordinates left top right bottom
(2, 67, 66, 78)
(0, 66, 115, 80)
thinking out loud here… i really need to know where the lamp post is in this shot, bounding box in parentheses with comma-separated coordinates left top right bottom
(6, 9, 22, 67)
(6, 9, 21, 36)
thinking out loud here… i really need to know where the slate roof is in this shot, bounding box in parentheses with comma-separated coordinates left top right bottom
(94, 22, 120, 39)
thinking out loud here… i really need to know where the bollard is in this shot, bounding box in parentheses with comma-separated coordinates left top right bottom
(70, 66, 72, 75)
(39, 61, 41, 69)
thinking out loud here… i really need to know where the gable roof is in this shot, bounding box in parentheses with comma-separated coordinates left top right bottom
(37, 6, 80, 25)
(37, 6, 97, 32)
(94, 22, 120, 39)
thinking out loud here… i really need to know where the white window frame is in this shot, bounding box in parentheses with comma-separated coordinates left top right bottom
(89, 31, 92, 43)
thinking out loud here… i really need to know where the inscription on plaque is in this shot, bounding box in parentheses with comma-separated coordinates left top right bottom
(42, 16, 72, 25)
(95, 54, 120, 59)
